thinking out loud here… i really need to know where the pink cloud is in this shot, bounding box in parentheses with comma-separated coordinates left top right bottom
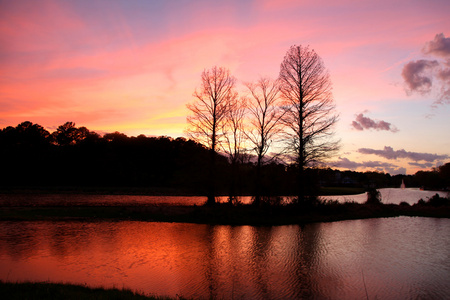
(1, 0, 449, 143)
(351, 113, 398, 132)
(422, 33, 450, 58)
(358, 146, 448, 162)
(402, 60, 439, 93)
(332, 157, 407, 175)
(402, 33, 450, 106)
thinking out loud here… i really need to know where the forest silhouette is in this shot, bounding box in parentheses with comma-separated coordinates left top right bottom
(1, 121, 449, 198)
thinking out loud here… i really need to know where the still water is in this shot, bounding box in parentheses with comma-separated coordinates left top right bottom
(1, 217, 449, 299)
(324, 188, 448, 205)
(0, 188, 447, 207)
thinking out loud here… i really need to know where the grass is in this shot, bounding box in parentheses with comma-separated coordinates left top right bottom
(0, 281, 183, 300)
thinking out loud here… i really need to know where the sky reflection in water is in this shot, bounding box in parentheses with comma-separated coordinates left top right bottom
(1, 217, 449, 299)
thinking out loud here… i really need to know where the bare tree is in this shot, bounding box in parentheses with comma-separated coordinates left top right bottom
(245, 77, 284, 205)
(279, 45, 339, 204)
(186, 66, 237, 205)
(221, 96, 247, 203)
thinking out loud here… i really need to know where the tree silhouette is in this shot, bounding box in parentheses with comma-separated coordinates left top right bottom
(186, 66, 238, 205)
(245, 77, 284, 205)
(279, 45, 339, 204)
(221, 95, 247, 203)
(3, 121, 51, 147)
(52, 122, 91, 146)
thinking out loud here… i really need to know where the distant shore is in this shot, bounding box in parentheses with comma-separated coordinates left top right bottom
(0, 186, 368, 196)
(1, 201, 449, 225)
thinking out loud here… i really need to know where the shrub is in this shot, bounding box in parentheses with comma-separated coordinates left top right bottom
(365, 188, 382, 205)
(427, 194, 450, 207)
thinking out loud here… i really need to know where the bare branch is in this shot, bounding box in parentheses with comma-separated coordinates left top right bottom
(245, 77, 284, 165)
(279, 45, 340, 202)
(185, 66, 237, 204)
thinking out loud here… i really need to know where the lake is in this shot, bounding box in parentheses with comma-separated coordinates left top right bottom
(0, 188, 447, 206)
(323, 188, 448, 205)
(1, 217, 449, 299)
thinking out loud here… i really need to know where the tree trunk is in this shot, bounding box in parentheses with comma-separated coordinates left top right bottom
(206, 148, 216, 205)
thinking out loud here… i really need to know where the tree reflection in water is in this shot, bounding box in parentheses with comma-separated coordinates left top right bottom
(0, 218, 449, 299)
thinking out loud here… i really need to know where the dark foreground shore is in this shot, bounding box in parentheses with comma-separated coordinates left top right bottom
(1, 201, 449, 225)
(0, 281, 183, 300)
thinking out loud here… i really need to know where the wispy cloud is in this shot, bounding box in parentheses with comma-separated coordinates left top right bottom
(358, 146, 448, 162)
(333, 157, 406, 175)
(351, 113, 398, 132)
(408, 161, 435, 169)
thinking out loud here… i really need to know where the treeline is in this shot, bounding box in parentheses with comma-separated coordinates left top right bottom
(1, 121, 449, 195)
(0, 121, 294, 195)
(317, 167, 450, 191)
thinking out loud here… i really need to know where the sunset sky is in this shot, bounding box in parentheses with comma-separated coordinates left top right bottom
(1, 0, 449, 175)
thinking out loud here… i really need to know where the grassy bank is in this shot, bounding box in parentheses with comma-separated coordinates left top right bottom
(1, 201, 449, 225)
(0, 281, 181, 300)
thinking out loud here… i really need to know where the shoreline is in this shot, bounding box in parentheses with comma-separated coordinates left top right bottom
(0, 280, 181, 300)
(1, 202, 449, 225)
(0, 186, 368, 196)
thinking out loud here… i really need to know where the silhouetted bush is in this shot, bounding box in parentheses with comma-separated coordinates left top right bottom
(427, 194, 449, 207)
(365, 188, 382, 205)
(416, 199, 426, 206)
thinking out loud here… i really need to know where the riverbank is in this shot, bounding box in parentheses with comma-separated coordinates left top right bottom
(0, 281, 182, 300)
(1, 201, 449, 225)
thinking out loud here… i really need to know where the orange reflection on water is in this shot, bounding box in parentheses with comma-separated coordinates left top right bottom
(1, 218, 449, 299)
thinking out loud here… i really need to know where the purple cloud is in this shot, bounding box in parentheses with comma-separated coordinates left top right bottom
(351, 113, 398, 132)
(422, 33, 450, 58)
(408, 162, 434, 169)
(333, 157, 406, 175)
(438, 68, 450, 81)
(402, 59, 439, 94)
(334, 157, 362, 169)
(357, 146, 448, 162)
(403, 33, 450, 107)
(435, 68, 450, 105)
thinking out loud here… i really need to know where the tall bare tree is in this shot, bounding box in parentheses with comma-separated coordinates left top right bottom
(246, 77, 284, 205)
(221, 96, 247, 203)
(279, 45, 339, 204)
(186, 66, 237, 205)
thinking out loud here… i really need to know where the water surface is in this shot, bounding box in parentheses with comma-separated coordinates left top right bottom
(323, 188, 448, 205)
(1, 188, 446, 206)
(1, 217, 449, 299)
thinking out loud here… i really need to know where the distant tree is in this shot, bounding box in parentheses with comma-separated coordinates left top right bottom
(4, 121, 51, 147)
(245, 77, 284, 205)
(438, 163, 450, 189)
(0, 122, 53, 186)
(186, 66, 238, 205)
(279, 45, 339, 204)
(52, 122, 91, 146)
(103, 131, 129, 143)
